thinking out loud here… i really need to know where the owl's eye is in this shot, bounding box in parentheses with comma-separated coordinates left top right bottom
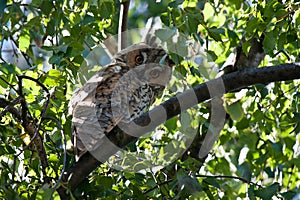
(149, 69, 160, 78)
(135, 55, 144, 65)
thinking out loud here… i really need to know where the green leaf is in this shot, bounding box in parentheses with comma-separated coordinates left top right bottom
(155, 28, 176, 42)
(248, 185, 255, 200)
(148, 0, 168, 15)
(46, 19, 55, 36)
(245, 17, 258, 33)
(0, 0, 6, 16)
(287, 30, 297, 43)
(31, 0, 42, 7)
(225, 101, 244, 121)
(169, 0, 184, 8)
(242, 41, 251, 57)
(177, 169, 202, 196)
(160, 12, 170, 26)
(203, 2, 214, 21)
(207, 27, 224, 41)
(165, 117, 178, 133)
(48, 154, 59, 162)
(280, 191, 297, 199)
(69, 41, 85, 51)
(206, 50, 217, 61)
(167, 37, 189, 57)
(253, 110, 263, 122)
(48, 69, 61, 77)
(263, 31, 276, 54)
(237, 162, 251, 182)
(19, 34, 30, 52)
(83, 14, 94, 25)
(0, 63, 16, 74)
(36, 188, 59, 200)
(40, 0, 54, 15)
(131, 183, 145, 199)
(254, 183, 280, 200)
(187, 14, 198, 33)
(203, 177, 220, 188)
(275, 9, 288, 19)
(190, 66, 201, 77)
(236, 117, 249, 130)
(100, 1, 113, 19)
(43, 69, 62, 86)
(69, 12, 81, 24)
(49, 53, 64, 65)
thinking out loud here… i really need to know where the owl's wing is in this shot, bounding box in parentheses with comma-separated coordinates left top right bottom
(68, 69, 109, 156)
(68, 71, 105, 115)
(69, 66, 127, 159)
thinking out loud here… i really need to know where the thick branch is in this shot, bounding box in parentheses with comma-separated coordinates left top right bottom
(58, 63, 300, 198)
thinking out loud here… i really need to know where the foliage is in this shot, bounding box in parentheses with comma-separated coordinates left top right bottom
(0, 0, 300, 199)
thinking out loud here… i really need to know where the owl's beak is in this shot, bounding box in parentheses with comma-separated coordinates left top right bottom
(160, 54, 175, 67)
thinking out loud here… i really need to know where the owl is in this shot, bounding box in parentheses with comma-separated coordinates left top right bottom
(69, 43, 174, 159)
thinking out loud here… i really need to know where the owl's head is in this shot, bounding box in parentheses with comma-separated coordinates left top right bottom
(115, 43, 174, 88)
(113, 43, 174, 68)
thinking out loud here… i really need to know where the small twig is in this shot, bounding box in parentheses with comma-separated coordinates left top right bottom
(143, 179, 173, 195)
(0, 56, 5, 62)
(143, 174, 260, 195)
(0, 97, 22, 119)
(17, 75, 49, 93)
(17, 75, 50, 134)
(0, 76, 18, 93)
(5, 3, 40, 9)
(9, 35, 33, 69)
(197, 174, 254, 184)
(150, 171, 164, 196)
(0, 105, 22, 120)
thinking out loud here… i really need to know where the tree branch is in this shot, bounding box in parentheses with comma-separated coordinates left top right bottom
(11, 75, 50, 183)
(57, 63, 300, 198)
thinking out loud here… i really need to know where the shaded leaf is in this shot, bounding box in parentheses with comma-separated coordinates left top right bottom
(263, 31, 276, 54)
(0, 0, 6, 16)
(237, 162, 251, 182)
(207, 27, 224, 41)
(254, 183, 280, 200)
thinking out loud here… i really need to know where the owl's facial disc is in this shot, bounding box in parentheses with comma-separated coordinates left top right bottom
(143, 65, 172, 87)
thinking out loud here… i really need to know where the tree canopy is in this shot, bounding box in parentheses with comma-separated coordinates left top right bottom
(0, 0, 300, 199)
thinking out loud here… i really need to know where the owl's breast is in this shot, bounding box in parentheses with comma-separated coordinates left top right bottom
(128, 83, 157, 119)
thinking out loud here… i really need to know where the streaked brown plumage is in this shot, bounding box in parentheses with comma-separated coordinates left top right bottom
(69, 43, 174, 159)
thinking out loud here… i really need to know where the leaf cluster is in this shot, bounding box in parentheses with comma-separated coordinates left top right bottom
(0, 0, 299, 199)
